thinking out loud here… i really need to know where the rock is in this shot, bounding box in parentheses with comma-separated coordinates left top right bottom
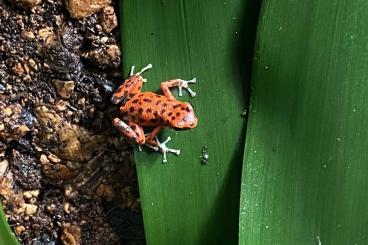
(54, 100, 68, 112)
(61, 223, 81, 245)
(0, 159, 8, 177)
(99, 6, 117, 33)
(60, 25, 83, 51)
(39, 154, 49, 165)
(64, 185, 78, 199)
(15, 225, 26, 234)
(39, 152, 78, 181)
(3, 107, 13, 116)
(17, 124, 30, 136)
(10, 149, 42, 189)
(20, 30, 35, 40)
(66, 0, 112, 19)
(45, 43, 82, 78)
(53, 80, 75, 99)
(47, 152, 61, 163)
(38, 27, 57, 44)
(23, 190, 40, 199)
(28, 59, 38, 71)
(11, 0, 42, 8)
(35, 106, 106, 162)
(63, 201, 71, 213)
(82, 44, 121, 69)
(12, 63, 26, 75)
(24, 203, 38, 216)
(96, 184, 114, 199)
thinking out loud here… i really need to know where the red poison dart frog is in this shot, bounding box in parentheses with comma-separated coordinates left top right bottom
(111, 64, 198, 163)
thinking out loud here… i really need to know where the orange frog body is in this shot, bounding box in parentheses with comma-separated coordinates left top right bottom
(111, 64, 198, 163)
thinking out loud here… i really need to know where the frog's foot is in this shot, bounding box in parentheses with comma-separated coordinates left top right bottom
(136, 64, 153, 76)
(178, 78, 196, 97)
(155, 136, 181, 163)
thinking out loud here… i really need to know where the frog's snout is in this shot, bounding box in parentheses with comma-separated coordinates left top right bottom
(184, 112, 198, 128)
(171, 103, 198, 129)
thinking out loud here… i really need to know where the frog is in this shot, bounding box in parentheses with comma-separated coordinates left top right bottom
(111, 64, 198, 163)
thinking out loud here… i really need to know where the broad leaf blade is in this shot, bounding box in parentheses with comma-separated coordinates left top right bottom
(121, 0, 258, 243)
(240, 0, 368, 244)
(0, 204, 18, 244)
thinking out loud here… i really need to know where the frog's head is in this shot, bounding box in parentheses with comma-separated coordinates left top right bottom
(111, 76, 144, 104)
(111, 64, 152, 104)
(171, 102, 198, 129)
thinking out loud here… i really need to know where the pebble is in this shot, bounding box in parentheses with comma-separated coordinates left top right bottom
(39, 154, 49, 165)
(24, 203, 38, 216)
(66, 0, 112, 19)
(12, 63, 26, 75)
(11, 0, 42, 8)
(47, 153, 61, 163)
(63, 202, 71, 213)
(20, 30, 35, 40)
(23, 190, 40, 199)
(61, 223, 81, 245)
(17, 124, 30, 136)
(15, 225, 26, 234)
(0, 159, 9, 177)
(53, 80, 75, 99)
(82, 44, 121, 69)
(3, 107, 13, 116)
(99, 6, 117, 33)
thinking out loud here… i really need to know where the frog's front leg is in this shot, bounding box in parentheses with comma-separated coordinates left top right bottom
(160, 78, 197, 100)
(112, 118, 145, 145)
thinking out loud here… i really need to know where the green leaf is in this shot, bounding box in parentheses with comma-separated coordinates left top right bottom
(0, 204, 18, 244)
(121, 0, 259, 243)
(240, 0, 368, 244)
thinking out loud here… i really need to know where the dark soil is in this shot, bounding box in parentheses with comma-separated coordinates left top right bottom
(0, 0, 144, 244)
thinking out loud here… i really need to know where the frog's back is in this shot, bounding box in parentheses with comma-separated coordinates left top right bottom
(121, 92, 179, 127)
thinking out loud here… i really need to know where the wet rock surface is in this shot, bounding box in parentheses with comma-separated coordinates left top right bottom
(0, 0, 144, 244)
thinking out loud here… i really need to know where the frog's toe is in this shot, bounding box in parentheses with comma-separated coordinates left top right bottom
(145, 143, 159, 152)
(188, 78, 196, 84)
(130, 66, 135, 76)
(156, 136, 181, 163)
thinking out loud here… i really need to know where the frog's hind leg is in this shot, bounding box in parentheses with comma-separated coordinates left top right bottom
(144, 126, 163, 148)
(160, 78, 197, 99)
(112, 118, 145, 145)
